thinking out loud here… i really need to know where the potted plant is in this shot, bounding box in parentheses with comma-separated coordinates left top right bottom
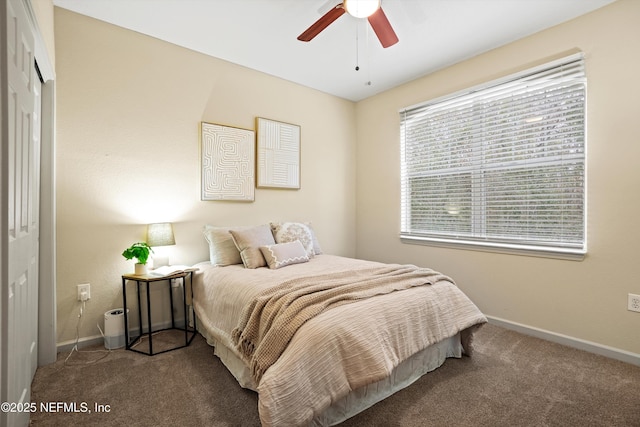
(122, 242, 154, 275)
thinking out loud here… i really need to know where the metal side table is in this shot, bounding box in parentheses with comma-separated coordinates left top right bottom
(121, 268, 197, 355)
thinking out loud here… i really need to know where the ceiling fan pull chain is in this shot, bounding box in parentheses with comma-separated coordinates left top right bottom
(365, 23, 372, 85)
(355, 23, 360, 71)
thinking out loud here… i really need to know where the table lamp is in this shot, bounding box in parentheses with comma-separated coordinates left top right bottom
(147, 222, 175, 267)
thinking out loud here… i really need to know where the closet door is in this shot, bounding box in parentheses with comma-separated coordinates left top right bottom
(2, 0, 40, 425)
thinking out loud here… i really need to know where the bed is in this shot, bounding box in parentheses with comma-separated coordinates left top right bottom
(192, 223, 487, 426)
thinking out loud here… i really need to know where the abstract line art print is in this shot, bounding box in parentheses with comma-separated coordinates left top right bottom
(201, 122, 255, 201)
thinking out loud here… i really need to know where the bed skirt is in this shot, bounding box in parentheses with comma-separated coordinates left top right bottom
(197, 320, 462, 426)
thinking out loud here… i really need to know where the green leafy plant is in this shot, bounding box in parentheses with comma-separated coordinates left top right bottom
(122, 242, 154, 265)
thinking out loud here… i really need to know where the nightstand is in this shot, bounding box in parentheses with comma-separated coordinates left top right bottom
(121, 268, 197, 356)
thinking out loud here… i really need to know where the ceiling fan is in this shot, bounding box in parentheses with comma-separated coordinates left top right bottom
(297, 0, 399, 48)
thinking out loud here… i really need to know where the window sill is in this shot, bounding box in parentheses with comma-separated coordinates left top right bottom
(400, 235, 586, 261)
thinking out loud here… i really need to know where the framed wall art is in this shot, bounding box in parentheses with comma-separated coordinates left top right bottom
(200, 122, 255, 201)
(256, 117, 301, 189)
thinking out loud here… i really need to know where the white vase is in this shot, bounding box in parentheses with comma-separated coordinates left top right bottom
(135, 263, 147, 275)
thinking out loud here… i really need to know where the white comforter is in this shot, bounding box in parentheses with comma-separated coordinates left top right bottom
(192, 255, 486, 426)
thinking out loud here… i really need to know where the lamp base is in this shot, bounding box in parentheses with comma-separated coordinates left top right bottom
(152, 255, 169, 268)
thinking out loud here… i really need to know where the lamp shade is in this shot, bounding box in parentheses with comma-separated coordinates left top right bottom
(147, 223, 176, 247)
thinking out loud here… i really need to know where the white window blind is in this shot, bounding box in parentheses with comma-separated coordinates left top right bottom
(400, 54, 586, 258)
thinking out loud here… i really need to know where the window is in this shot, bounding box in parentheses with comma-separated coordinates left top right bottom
(400, 54, 586, 258)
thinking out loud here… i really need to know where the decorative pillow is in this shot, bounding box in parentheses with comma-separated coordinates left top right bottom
(229, 224, 276, 269)
(203, 225, 247, 266)
(270, 222, 315, 257)
(260, 241, 309, 269)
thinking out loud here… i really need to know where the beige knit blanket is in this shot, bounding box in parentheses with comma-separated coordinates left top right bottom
(231, 264, 453, 384)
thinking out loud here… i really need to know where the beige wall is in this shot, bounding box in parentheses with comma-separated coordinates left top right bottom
(355, 0, 640, 355)
(54, 8, 357, 344)
(54, 1, 640, 357)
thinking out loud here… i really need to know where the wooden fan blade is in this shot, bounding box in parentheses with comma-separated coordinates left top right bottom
(298, 3, 346, 42)
(368, 7, 398, 48)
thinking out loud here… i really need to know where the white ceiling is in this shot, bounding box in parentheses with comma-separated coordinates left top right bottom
(52, 0, 615, 102)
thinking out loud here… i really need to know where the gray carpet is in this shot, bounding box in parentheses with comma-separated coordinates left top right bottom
(30, 323, 640, 426)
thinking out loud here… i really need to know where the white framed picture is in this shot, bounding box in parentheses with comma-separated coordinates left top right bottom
(256, 117, 300, 189)
(201, 122, 255, 201)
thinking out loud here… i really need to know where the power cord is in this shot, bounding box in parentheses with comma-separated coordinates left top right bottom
(63, 299, 111, 366)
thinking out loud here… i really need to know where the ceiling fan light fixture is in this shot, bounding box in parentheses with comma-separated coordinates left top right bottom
(344, 0, 381, 18)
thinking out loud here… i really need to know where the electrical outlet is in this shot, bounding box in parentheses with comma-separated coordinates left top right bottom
(628, 293, 640, 313)
(77, 283, 91, 301)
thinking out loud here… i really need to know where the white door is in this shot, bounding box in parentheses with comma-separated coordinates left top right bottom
(3, 0, 40, 425)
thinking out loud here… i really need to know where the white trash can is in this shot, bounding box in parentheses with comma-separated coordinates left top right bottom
(104, 308, 128, 349)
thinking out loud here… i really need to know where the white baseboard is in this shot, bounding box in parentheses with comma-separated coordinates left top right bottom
(57, 334, 105, 354)
(58, 315, 639, 367)
(56, 318, 187, 354)
(486, 315, 640, 367)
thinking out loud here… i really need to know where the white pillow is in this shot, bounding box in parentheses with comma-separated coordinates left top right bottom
(270, 222, 316, 258)
(306, 222, 323, 255)
(260, 241, 309, 269)
(203, 225, 247, 266)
